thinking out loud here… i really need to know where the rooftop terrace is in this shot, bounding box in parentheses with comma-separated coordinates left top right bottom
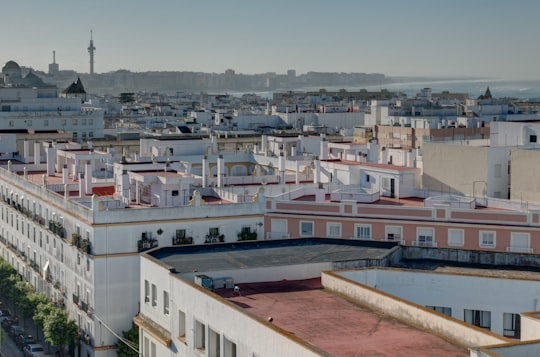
(217, 278, 468, 356)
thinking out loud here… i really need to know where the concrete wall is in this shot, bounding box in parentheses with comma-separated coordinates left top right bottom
(422, 142, 489, 195)
(321, 271, 507, 348)
(402, 246, 540, 269)
(471, 340, 540, 357)
(510, 149, 540, 204)
(335, 268, 540, 336)
(521, 313, 540, 341)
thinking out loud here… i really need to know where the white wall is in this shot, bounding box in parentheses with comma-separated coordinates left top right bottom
(140, 256, 323, 357)
(336, 268, 540, 337)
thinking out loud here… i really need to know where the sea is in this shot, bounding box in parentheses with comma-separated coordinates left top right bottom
(248, 78, 540, 101)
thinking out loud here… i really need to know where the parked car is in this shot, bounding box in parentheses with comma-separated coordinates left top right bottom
(0, 308, 11, 321)
(23, 343, 46, 357)
(1, 315, 16, 329)
(17, 334, 37, 350)
(9, 324, 25, 338)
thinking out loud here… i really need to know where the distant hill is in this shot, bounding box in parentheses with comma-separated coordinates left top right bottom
(34, 69, 391, 96)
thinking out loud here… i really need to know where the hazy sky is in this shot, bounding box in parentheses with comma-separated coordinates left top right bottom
(3, 0, 540, 79)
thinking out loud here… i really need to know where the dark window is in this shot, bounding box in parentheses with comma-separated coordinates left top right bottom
(530, 135, 537, 143)
(172, 190, 179, 196)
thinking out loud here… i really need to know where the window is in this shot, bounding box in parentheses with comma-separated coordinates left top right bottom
(530, 135, 537, 143)
(151, 284, 157, 307)
(144, 281, 150, 303)
(144, 337, 149, 357)
(355, 224, 371, 239)
(224, 336, 237, 357)
(195, 320, 206, 351)
(176, 229, 186, 239)
(416, 228, 434, 246)
(27, 120, 32, 127)
(509, 232, 531, 253)
(464, 309, 491, 330)
(178, 310, 186, 340)
(447, 229, 464, 246)
(503, 313, 521, 338)
(494, 164, 502, 178)
(327, 223, 341, 237)
(366, 174, 370, 182)
(163, 291, 169, 315)
(72, 119, 78, 125)
(426, 305, 452, 317)
(479, 231, 496, 248)
(209, 327, 220, 357)
(44, 119, 49, 127)
(385, 225, 402, 241)
(300, 221, 313, 236)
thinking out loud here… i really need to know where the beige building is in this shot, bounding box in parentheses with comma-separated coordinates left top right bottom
(509, 148, 540, 204)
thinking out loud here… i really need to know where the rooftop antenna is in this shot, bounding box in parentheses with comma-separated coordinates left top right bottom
(87, 30, 96, 75)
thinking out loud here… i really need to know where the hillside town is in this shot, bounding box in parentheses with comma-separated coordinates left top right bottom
(3, 56, 540, 357)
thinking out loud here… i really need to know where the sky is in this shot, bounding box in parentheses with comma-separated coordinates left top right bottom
(2, 0, 540, 80)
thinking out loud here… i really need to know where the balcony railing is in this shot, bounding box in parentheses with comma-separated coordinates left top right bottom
(412, 240, 438, 247)
(266, 232, 290, 239)
(506, 246, 533, 253)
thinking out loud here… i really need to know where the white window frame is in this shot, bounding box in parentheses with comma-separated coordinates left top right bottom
(326, 222, 341, 238)
(464, 309, 491, 330)
(447, 229, 464, 246)
(503, 312, 520, 338)
(385, 225, 402, 241)
(479, 231, 496, 248)
(163, 290, 169, 315)
(144, 280, 150, 303)
(354, 224, 371, 239)
(151, 283, 157, 307)
(509, 232, 530, 253)
(299, 221, 314, 237)
(416, 227, 434, 246)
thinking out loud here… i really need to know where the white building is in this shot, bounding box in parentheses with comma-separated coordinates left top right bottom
(0, 61, 105, 141)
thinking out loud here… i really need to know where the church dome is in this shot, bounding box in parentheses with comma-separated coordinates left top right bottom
(3, 60, 20, 71)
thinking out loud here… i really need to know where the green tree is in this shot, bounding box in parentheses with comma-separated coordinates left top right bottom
(15, 281, 35, 327)
(116, 322, 139, 357)
(43, 309, 78, 357)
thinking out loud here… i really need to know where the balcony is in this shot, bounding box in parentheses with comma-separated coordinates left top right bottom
(205, 228, 224, 244)
(172, 236, 193, 246)
(138, 233, 158, 252)
(237, 227, 257, 241)
(48, 220, 66, 238)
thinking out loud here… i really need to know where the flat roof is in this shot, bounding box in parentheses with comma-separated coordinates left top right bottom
(149, 238, 398, 274)
(217, 278, 468, 356)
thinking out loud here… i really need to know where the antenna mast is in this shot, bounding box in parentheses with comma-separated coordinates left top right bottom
(87, 30, 96, 74)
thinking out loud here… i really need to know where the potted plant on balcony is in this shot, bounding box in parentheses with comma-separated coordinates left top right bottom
(81, 239, 92, 254)
(237, 227, 257, 241)
(71, 233, 82, 248)
(205, 227, 224, 243)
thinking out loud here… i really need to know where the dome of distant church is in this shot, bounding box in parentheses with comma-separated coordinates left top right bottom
(2, 60, 23, 85)
(3, 60, 21, 71)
